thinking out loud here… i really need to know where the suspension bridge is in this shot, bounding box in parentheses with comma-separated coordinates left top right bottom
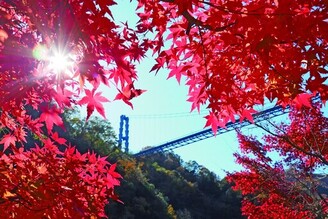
(118, 96, 320, 157)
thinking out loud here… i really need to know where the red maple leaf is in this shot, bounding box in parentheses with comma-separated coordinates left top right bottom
(87, 152, 98, 164)
(51, 87, 74, 108)
(14, 126, 27, 143)
(240, 108, 257, 123)
(51, 132, 67, 145)
(204, 112, 219, 135)
(0, 134, 17, 151)
(114, 84, 146, 108)
(78, 89, 109, 120)
(108, 163, 122, 179)
(292, 93, 313, 108)
(39, 104, 64, 132)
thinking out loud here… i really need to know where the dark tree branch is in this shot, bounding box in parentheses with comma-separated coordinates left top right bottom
(254, 122, 328, 166)
(160, 0, 236, 33)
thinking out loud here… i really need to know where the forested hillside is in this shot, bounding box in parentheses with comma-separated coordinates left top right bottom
(64, 110, 243, 219)
(107, 152, 243, 219)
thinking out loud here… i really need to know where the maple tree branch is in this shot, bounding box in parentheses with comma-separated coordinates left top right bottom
(198, 27, 209, 77)
(267, 62, 293, 84)
(254, 122, 328, 166)
(181, 10, 236, 32)
(160, 0, 236, 32)
(199, 1, 296, 16)
(17, 196, 52, 212)
(200, 1, 254, 15)
(289, 172, 326, 207)
(305, 112, 324, 154)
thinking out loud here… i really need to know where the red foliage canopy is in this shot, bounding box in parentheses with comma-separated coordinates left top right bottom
(136, 0, 328, 127)
(0, 0, 328, 217)
(1, 0, 327, 138)
(0, 143, 121, 218)
(227, 106, 328, 218)
(0, 0, 131, 217)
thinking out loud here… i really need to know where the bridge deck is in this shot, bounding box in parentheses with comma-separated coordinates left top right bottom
(133, 96, 320, 157)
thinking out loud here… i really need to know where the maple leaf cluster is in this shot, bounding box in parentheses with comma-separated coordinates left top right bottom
(136, 0, 328, 128)
(0, 0, 144, 216)
(0, 139, 122, 218)
(227, 105, 328, 218)
(0, 0, 148, 131)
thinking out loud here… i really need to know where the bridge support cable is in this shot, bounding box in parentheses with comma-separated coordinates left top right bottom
(133, 96, 321, 157)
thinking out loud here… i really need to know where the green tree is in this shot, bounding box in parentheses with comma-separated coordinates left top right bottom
(62, 108, 118, 156)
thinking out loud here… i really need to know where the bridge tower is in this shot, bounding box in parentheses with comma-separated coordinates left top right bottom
(118, 115, 129, 153)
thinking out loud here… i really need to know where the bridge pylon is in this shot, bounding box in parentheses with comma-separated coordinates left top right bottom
(118, 115, 129, 153)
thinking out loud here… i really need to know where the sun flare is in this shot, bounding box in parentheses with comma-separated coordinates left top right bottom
(33, 44, 79, 78)
(48, 51, 73, 74)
